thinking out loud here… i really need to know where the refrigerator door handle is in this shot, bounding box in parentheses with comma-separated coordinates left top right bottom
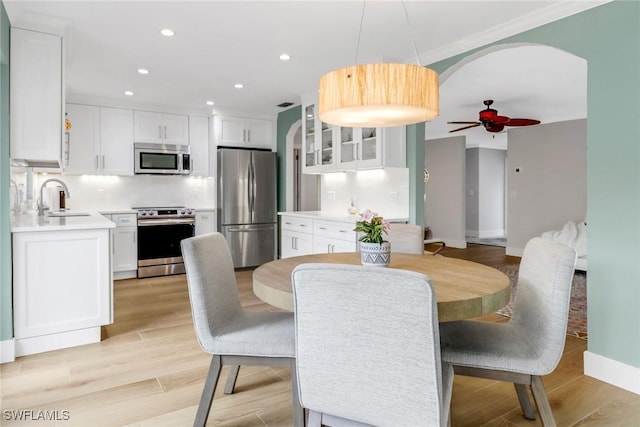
(250, 154, 257, 218)
(247, 155, 253, 220)
(226, 226, 274, 232)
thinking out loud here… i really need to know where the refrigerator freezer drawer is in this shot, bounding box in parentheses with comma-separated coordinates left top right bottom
(221, 224, 276, 268)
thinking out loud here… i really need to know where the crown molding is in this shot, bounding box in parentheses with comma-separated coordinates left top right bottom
(421, 1, 613, 66)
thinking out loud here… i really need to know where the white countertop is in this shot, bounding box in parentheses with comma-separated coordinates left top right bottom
(11, 211, 116, 233)
(278, 211, 408, 223)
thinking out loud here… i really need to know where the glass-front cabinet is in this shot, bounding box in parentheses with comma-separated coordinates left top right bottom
(301, 91, 406, 173)
(302, 92, 336, 173)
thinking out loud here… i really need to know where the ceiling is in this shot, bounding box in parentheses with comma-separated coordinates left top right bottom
(5, 1, 602, 145)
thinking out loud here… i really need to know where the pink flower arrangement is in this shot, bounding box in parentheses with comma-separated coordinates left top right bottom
(353, 209, 390, 244)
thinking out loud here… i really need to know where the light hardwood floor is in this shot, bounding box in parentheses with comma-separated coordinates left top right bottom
(2, 246, 639, 426)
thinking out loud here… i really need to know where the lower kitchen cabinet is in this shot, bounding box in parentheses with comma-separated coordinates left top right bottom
(110, 214, 137, 279)
(280, 214, 357, 258)
(12, 227, 112, 356)
(195, 209, 216, 236)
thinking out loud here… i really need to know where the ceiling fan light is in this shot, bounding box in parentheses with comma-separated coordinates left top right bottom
(318, 63, 439, 128)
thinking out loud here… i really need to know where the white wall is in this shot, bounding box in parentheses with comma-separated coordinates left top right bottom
(425, 136, 467, 248)
(10, 171, 215, 212)
(320, 168, 409, 219)
(506, 119, 586, 255)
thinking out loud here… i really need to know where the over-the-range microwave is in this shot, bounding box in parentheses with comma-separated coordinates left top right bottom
(134, 142, 191, 175)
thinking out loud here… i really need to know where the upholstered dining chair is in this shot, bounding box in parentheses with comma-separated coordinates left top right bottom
(292, 263, 453, 427)
(181, 232, 304, 427)
(387, 223, 445, 255)
(439, 237, 577, 426)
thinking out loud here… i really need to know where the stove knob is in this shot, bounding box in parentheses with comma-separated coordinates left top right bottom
(140, 211, 146, 216)
(186, 209, 193, 215)
(180, 209, 186, 215)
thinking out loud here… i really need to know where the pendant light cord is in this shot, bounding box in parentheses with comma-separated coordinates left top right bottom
(354, 0, 366, 65)
(400, 0, 422, 66)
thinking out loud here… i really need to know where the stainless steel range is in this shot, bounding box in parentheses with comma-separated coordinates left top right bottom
(135, 207, 195, 278)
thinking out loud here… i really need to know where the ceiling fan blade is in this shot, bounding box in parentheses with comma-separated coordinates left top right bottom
(449, 123, 481, 133)
(505, 118, 541, 126)
(447, 121, 480, 124)
(492, 115, 511, 124)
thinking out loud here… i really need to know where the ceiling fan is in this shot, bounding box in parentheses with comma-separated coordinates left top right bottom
(448, 100, 540, 133)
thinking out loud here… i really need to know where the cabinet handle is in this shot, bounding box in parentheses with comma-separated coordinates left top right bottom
(158, 126, 162, 139)
(102, 155, 106, 169)
(331, 244, 336, 253)
(95, 155, 99, 169)
(319, 227, 327, 230)
(247, 129, 251, 142)
(300, 224, 307, 228)
(285, 221, 292, 225)
(357, 143, 361, 160)
(243, 129, 246, 142)
(327, 244, 331, 253)
(339, 230, 348, 233)
(164, 126, 167, 139)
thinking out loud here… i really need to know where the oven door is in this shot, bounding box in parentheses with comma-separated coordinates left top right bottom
(137, 218, 195, 277)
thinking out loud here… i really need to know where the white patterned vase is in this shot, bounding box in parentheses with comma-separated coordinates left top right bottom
(359, 241, 391, 267)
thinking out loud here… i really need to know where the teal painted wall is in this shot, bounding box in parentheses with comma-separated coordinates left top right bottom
(424, 1, 640, 367)
(276, 105, 301, 213)
(0, 2, 11, 341)
(406, 124, 425, 226)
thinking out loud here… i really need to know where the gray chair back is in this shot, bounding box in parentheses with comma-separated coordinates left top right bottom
(181, 232, 244, 350)
(292, 263, 449, 427)
(510, 237, 578, 373)
(386, 223, 424, 254)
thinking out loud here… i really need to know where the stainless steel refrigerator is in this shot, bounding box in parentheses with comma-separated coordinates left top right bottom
(217, 148, 277, 268)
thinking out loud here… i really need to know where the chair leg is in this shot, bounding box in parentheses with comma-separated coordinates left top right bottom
(530, 376, 557, 427)
(514, 383, 536, 420)
(194, 355, 222, 427)
(223, 365, 241, 394)
(290, 360, 305, 427)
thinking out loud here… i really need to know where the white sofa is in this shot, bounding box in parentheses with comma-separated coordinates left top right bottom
(541, 220, 587, 272)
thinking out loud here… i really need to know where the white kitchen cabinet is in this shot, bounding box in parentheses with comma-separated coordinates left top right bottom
(214, 115, 273, 150)
(337, 126, 406, 170)
(195, 209, 216, 235)
(109, 214, 137, 278)
(10, 27, 63, 168)
(301, 93, 336, 174)
(312, 219, 357, 253)
(189, 116, 210, 177)
(12, 227, 112, 356)
(65, 104, 134, 175)
(280, 215, 314, 258)
(134, 111, 189, 145)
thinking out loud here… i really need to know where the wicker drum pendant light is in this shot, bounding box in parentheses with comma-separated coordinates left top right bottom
(318, 1, 439, 128)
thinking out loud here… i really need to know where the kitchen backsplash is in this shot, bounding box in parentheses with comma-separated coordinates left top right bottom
(320, 168, 409, 219)
(10, 171, 215, 212)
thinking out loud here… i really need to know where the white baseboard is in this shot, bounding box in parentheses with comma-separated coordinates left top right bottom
(0, 339, 15, 363)
(445, 239, 467, 249)
(506, 246, 524, 257)
(478, 229, 505, 239)
(113, 270, 137, 280)
(584, 351, 640, 394)
(15, 327, 101, 357)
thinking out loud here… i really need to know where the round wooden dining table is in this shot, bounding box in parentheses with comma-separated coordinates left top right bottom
(253, 252, 511, 322)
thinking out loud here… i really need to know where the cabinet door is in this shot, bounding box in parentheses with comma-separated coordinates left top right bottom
(64, 104, 100, 174)
(302, 103, 320, 173)
(12, 229, 112, 340)
(112, 226, 137, 272)
(134, 111, 163, 143)
(337, 126, 357, 170)
(101, 108, 134, 175)
(281, 229, 313, 259)
(356, 127, 383, 169)
(217, 116, 245, 146)
(246, 118, 273, 149)
(189, 116, 210, 176)
(10, 28, 62, 167)
(162, 113, 189, 145)
(195, 211, 216, 235)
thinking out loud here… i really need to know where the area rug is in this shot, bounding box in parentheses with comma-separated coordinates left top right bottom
(467, 237, 507, 247)
(494, 264, 587, 339)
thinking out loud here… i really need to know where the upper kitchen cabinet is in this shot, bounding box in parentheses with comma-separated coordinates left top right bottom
(337, 126, 406, 170)
(10, 27, 63, 168)
(214, 114, 273, 150)
(64, 104, 134, 176)
(301, 93, 336, 174)
(189, 116, 210, 177)
(134, 111, 189, 145)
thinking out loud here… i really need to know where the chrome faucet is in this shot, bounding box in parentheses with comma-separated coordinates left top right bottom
(38, 178, 71, 216)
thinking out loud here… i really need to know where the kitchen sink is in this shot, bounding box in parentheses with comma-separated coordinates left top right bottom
(47, 211, 90, 217)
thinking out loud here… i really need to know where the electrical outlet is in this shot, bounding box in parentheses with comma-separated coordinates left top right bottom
(327, 191, 335, 200)
(389, 191, 399, 201)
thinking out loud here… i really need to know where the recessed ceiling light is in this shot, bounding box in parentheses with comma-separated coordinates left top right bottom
(206, 101, 214, 106)
(279, 53, 291, 61)
(234, 83, 244, 89)
(137, 68, 149, 75)
(160, 28, 175, 37)
(124, 91, 134, 96)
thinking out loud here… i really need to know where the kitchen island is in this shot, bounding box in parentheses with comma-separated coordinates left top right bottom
(11, 212, 115, 357)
